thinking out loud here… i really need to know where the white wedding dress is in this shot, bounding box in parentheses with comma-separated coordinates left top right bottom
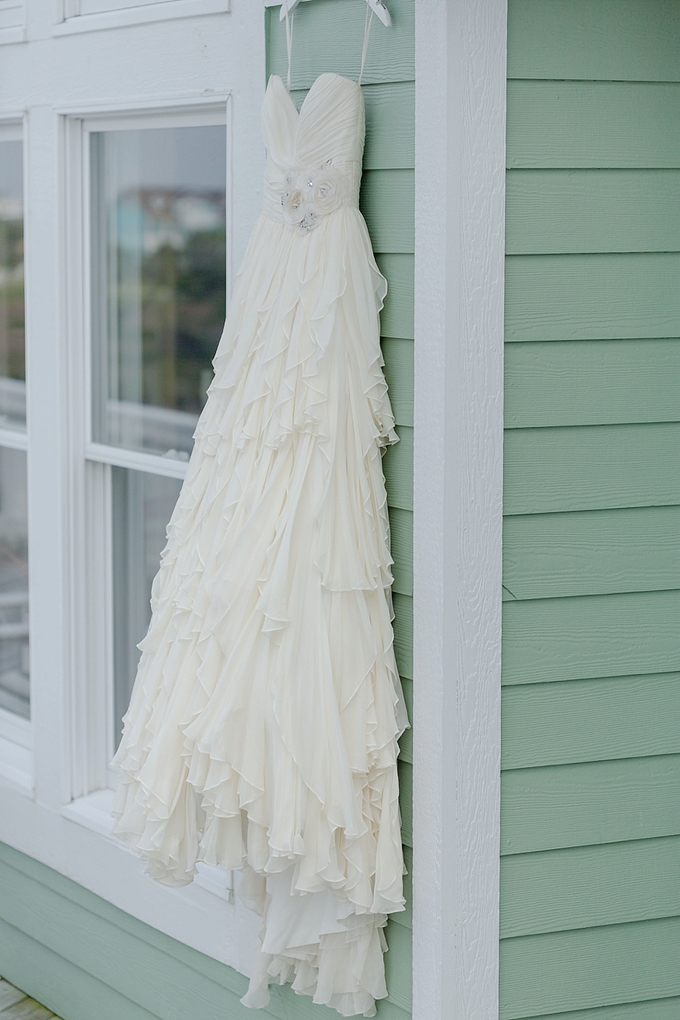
(111, 71, 408, 1018)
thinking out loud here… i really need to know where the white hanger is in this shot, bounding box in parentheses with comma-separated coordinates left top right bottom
(279, 0, 391, 28)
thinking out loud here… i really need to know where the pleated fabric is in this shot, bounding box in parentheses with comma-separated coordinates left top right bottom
(111, 73, 408, 1018)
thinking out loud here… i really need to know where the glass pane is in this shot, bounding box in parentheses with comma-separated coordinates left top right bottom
(0, 448, 29, 718)
(91, 125, 226, 458)
(112, 466, 181, 746)
(0, 139, 26, 431)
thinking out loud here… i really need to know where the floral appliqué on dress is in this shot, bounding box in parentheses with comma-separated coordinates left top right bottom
(279, 160, 349, 233)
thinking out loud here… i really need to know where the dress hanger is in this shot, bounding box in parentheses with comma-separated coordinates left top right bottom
(279, 0, 391, 28)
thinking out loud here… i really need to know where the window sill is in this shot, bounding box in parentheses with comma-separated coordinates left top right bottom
(0, 732, 32, 794)
(54, 0, 229, 36)
(0, 25, 24, 44)
(63, 788, 233, 901)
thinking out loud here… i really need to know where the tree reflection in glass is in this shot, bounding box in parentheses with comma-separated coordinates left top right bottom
(0, 138, 26, 431)
(0, 448, 29, 718)
(91, 125, 227, 457)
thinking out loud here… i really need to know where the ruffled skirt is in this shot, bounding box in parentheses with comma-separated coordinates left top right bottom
(111, 207, 408, 1018)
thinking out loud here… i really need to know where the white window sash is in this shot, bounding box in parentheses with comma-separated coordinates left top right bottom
(60, 101, 228, 798)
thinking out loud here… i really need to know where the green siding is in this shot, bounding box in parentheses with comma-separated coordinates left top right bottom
(500, 917, 680, 1020)
(503, 590, 680, 684)
(507, 169, 680, 254)
(0, 4, 414, 1020)
(502, 673, 680, 768)
(505, 340, 680, 428)
(504, 423, 680, 514)
(507, 0, 680, 82)
(501, 836, 680, 938)
(505, 253, 680, 341)
(502, 2, 680, 1018)
(507, 82, 680, 169)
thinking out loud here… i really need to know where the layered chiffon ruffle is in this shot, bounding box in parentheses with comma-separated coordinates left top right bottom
(111, 206, 407, 1018)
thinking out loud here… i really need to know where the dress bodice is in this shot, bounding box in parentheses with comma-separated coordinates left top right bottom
(262, 73, 365, 233)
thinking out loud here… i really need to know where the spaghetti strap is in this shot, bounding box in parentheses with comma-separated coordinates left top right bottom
(358, 4, 375, 85)
(284, 3, 295, 91)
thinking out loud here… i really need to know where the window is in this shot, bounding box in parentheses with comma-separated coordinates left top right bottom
(82, 114, 227, 763)
(0, 125, 29, 727)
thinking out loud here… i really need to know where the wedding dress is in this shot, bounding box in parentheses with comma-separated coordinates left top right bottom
(111, 70, 408, 1018)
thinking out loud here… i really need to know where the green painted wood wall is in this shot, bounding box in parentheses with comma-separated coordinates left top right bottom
(0, 4, 414, 1019)
(502, 2, 680, 1018)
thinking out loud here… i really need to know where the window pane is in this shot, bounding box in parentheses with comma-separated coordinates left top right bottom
(0, 448, 29, 719)
(0, 139, 26, 432)
(91, 125, 226, 458)
(112, 466, 181, 746)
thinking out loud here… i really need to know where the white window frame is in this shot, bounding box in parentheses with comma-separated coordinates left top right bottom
(62, 101, 235, 891)
(54, 0, 230, 37)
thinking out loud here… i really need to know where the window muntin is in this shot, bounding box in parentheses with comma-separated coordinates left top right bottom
(90, 125, 226, 458)
(0, 135, 25, 432)
(111, 466, 181, 746)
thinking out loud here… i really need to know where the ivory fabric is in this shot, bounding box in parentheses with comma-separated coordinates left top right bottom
(111, 72, 408, 1018)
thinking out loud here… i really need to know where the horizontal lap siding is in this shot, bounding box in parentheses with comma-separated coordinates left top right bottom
(268, 0, 415, 1009)
(501, 3, 680, 1019)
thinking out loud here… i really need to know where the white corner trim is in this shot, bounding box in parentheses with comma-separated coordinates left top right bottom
(53, 0, 229, 37)
(412, 0, 506, 1018)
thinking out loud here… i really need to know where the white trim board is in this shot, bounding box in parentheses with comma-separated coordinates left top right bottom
(412, 1, 506, 1019)
(54, 0, 229, 36)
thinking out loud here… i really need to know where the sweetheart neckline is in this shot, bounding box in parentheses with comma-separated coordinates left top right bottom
(268, 71, 362, 122)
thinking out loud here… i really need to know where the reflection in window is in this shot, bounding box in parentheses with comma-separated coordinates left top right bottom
(91, 125, 227, 457)
(112, 467, 182, 746)
(0, 138, 26, 431)
(0, 448, 29, 718)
